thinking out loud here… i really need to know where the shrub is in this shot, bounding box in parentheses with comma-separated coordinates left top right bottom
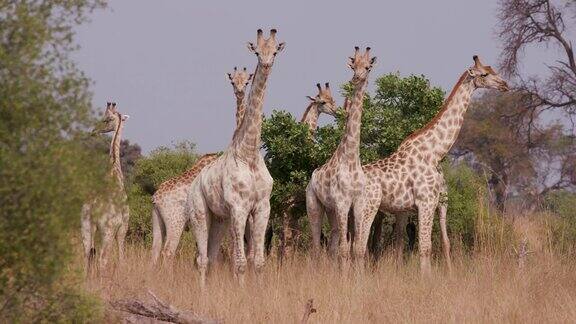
(127, 141, 201, 244)
(0, 1, 107, 320)
(543, 191, 576, 253)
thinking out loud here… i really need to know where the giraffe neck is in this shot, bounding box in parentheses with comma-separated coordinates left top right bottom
(231, 64, 270, 163)
(109, 116, 124, 190)
(331, 79, 367, 164)
(403, 72, 475, 164)
(235, 93, 246, 128)
(231, 92, 246, 142)
(300, 103, 320, 134)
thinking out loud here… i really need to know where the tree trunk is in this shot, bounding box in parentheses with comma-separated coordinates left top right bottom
(279, 207, 299, 261)
(489, 173, 508, 212)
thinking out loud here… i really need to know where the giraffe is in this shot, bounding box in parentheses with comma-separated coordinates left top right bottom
(306, 47, 376, 264)
(278, 82, 340, 259)
(81, 102, 130, 273)
(353, 56, 509, 275)
(301, 82, 339, 133)
(186, 29, 284, 286)
(150, 67, 252, 265)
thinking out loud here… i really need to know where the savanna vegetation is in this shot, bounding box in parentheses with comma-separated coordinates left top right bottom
(2, 0, 576, 322)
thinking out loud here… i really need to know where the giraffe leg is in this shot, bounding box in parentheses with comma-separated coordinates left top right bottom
(98, 222, 115, 271)
(244, 214, 254, 264)
(151, 204, 165, 265)
(326, 210, 340, 258)
(438, 202, 452, 273)
(335, 203, 352, 269)
(116, 207, 129, 263)
(207, 217, 229, 265)
(161, 205, 186, 265)
(394, 214, 408, 265)
(352, 195, 379, 262)
(189, 205, 209, 289)
(229, 205, 249, 284)
(416, 200, 435, 277)
(306, 185, 325, 256)
(251, 199, 271, 273)
(81, 204, 95, 275)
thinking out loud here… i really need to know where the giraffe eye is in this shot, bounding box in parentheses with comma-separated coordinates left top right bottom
(481, 73, 489, 77)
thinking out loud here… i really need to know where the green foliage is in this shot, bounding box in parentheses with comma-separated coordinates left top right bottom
(544, 191, 576, 253)
(361, 73, 445, 161)
(263, 111, 319, 204)
(335, 74, 445, 163)
(127, 141, 201, 243)
(262, 73, 445, 247)
(0, 1, 107, 321)
(438, 163, 489, 251)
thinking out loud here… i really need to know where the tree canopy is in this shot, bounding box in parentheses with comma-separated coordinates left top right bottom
(0, 1, 107, 321)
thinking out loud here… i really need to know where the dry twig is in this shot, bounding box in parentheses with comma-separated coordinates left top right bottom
(300, 298, 317, 324)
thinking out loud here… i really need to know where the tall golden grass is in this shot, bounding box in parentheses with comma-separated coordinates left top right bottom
(85, 213, 576, 323)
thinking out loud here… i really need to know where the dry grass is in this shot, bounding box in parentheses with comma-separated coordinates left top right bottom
(86, 239, 576, 323)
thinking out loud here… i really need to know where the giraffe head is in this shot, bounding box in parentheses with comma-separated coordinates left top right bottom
(348, 46, 376, 85)
(92, 102, 129, 135)
(227, 67, 253, 97)
(306, 82, 338, 116)
(247, 29, 285, 69)
(467, 55, 509, 91)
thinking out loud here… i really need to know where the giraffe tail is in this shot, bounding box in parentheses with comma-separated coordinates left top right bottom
(151, 204, 164, 265)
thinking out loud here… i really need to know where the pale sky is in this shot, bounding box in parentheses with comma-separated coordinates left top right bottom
(74, 0, 553, 154)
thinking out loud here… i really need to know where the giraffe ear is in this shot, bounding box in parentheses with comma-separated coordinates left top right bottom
(306, 96, 316, 102)
(348, 57, 355, 69)
(121, 114, 130, 121)
(277, 42, 286, 53)
(370, 57, 377, 65)
(227, 73, 232, 80)
(248, 73, 254, 81)
(247, 42, 257, 53)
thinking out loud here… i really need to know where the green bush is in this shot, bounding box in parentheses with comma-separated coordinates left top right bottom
(544, 191, 576, 253)
(127, 141, 202, 244)
(440, 163, 485, 250)
(262, 73, 445, 250)
(0, 1, 107, 320)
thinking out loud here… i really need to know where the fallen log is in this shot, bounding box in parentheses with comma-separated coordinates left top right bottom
(110, 290, 221, 324)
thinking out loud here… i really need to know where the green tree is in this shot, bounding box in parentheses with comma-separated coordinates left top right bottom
(452, 92, 576, 211)
(262, 73, 446, 252)
(0, 1, 107, 321)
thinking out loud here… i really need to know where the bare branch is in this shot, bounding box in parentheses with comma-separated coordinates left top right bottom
(497, 0, 576, 112)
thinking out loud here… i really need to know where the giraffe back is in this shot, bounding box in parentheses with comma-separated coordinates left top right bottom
(153, 153, 220, 201)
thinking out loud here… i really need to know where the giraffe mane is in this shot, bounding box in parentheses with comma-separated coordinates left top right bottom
(300, 102, 316, 123)
(155, 153, 220, 192)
